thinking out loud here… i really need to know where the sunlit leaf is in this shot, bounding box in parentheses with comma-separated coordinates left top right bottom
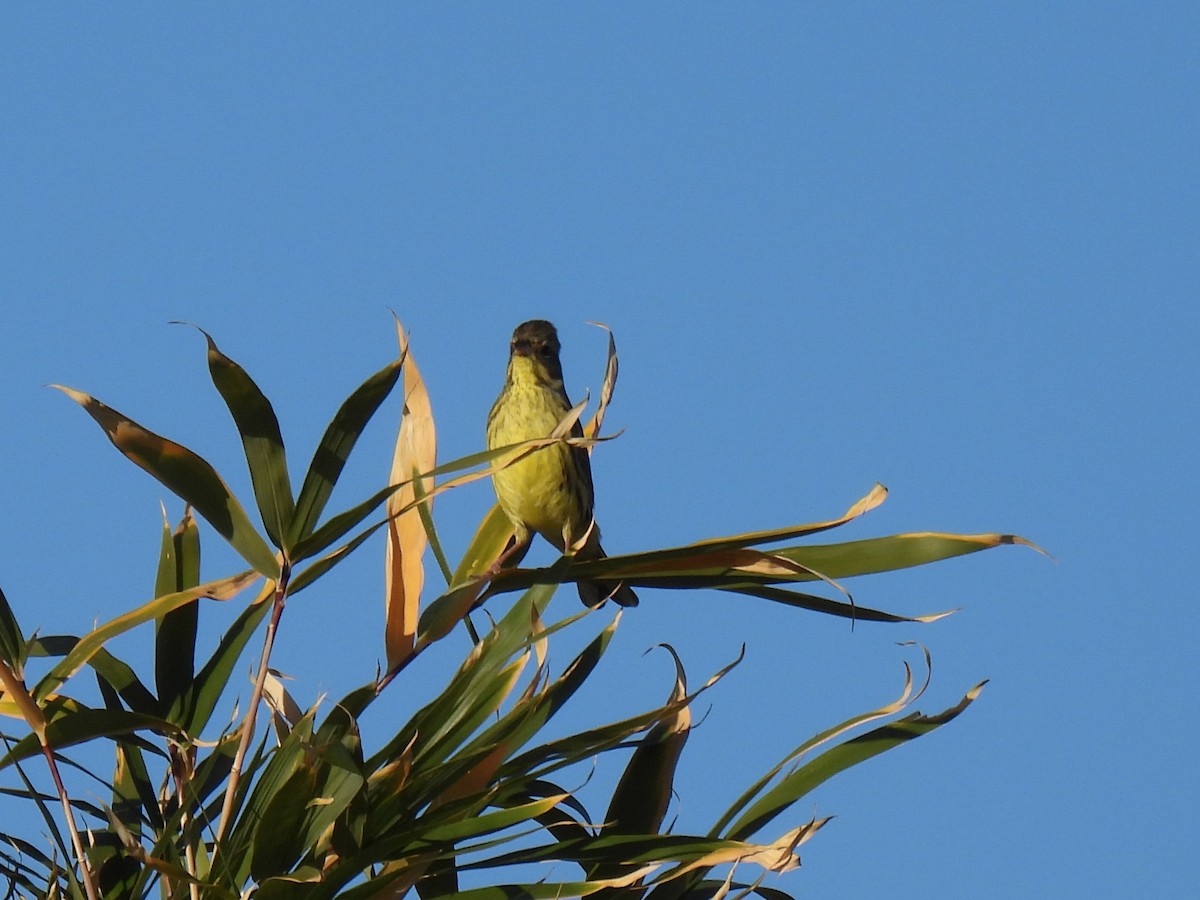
(33, 570, 261, 703)
(112, 740, 159, 840)
(29, 638, 158, 716)
(0, 661, 45, 740)
(289, 516, 389, 595)
(385, 317, 437, 670)
(451, 504, 516, 588)
(422, 794, 570, 846)
(414, 579, 492, 651)
(487, 527, 1039, 624)
(291, 428, 604, 567)
(583, 321, 619, 443)
(772, 531, 1046, 580)
(501, 646, 743, 786)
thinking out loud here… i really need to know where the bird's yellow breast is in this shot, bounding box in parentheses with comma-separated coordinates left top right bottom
(487, 370, 584, 548)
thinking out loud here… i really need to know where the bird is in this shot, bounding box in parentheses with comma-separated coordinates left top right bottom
(486, 319, 638, 607)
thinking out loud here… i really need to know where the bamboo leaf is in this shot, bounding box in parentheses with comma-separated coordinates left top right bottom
(33, 570, 261, 703)
(710, 655, 925, 840)
(772, 532, 1046, 580)
(249, 763, 317, 878)
(451, 504, 515, 588)
(291, 482, 399, 565)
(180, 578, 275, 735)
(220, 714, 317, 884)
(0, 661, 45, 741)
(289, 355, 403, 546)
(422, 794, 570, 846)
(1, 709, 184, 768)
(719, 584, 955, 624)
(501, 646, 743, 786)
(602, 645, 690, 838)
(724, 682, 986, 841)
(292, 430, 603, 566)
(385, 318, 437, 670)
(584, 321, 619, 443)
(414, 579, 493, 651)
(0, 586, 27, 671)
(53, 385, 280, 577)
(112, 740, 160, 839)
(489, 528, 1040, 614)
(195, 329, 296, 550)
(154, 508, 201, 719)
(289, 516, 390, 595)
(415, 472, 454, 586)
(29, 638, 159, 716)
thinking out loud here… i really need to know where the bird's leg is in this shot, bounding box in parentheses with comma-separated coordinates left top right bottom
(488, 533, 532, 575)
(476, 533, 534, 611)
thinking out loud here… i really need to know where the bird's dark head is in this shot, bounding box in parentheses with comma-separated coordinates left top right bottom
(510, 320, 561, 360)
(508, 319, 563, 383)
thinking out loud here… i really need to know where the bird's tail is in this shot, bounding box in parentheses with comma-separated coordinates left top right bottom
(577, 578, 639, 608)
(570, 530, 639, 608)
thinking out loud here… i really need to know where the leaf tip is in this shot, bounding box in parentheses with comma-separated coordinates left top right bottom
(1005, 534, 1054, 560)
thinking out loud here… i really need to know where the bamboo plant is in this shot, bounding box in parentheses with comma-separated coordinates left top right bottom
(0, 320, 1037, 900)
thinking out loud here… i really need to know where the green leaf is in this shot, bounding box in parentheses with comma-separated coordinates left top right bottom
(180, 580, 274, 735)
(53, 385, 280, 577)
(720, 584, 954, 624)
(450, 504, 515, 588)
(291, 482, 399, 564)
(420, 794, 569, 845)
(154, 508, 201, 719)
(368, 584, 559, 798)
(485, 529, 1039, 625)
(723, 681, 986, 841)
(470, 613, 619, 776)
(0, 753, 80, 896)
(289, 356, 403, 546)
(199, 330, 296, 550)
(289, 515, 390, 594)
(457, 831, 765, 876)
(253, 744, 364, 883)
(248, 764, 321, 880)
(501, 647, 743, 787)
(112, 740, 161, 837)
(0, 585, 28, 670)
(414, 579, 492, 650)
(771, 532, 1044, 581)
(99, 655, 164, 719)
(32, 570, 260, 703)
(1, 709, 183, 769)
(414, 469, 453, 585)
(602, 645, 690, 838)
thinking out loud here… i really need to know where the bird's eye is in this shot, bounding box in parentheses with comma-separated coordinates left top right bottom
(539, 344, 553, 357)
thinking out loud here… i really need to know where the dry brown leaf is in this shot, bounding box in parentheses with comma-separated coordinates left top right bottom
(384, 318, 437, 670)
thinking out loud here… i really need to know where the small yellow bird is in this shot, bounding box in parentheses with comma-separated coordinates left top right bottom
(486, 320, 638, 607)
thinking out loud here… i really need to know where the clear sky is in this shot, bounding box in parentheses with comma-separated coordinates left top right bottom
(2, 4, 1196, 897)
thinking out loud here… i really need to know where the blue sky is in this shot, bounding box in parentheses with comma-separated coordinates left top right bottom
(2, 4, 1196, 897)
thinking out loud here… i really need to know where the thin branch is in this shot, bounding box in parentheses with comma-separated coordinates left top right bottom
(211, 563, 291, 862)
(40, 743, 100, 900)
